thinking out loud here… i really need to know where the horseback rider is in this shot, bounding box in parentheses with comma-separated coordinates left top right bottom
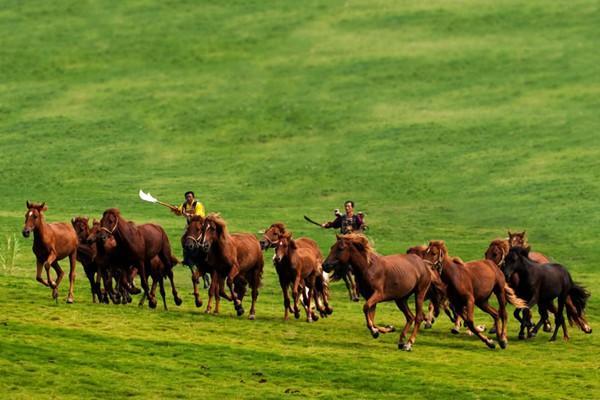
(321, 200, 366, 234)
(172, 191, 205, 222)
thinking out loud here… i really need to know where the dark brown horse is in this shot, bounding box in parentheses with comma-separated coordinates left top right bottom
(274, 232, 332, 322)
(324, 234, 432, 351)
(261, 223, 332, 320)
(200, 213, 264, 319)
(98, 208, 177, 309)
(86, 219, 124, 304)
(71, 217, 105, 303)
(424, 240, 527, 349)
(22, 202, 78, 303)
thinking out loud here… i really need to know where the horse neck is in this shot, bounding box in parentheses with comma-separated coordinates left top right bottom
(33, 216, 51, 244)
(440, 255, 459, 281)
(348, 245, 375, 283)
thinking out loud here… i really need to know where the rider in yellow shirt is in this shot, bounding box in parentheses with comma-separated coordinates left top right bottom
(172, 191, 206, 221)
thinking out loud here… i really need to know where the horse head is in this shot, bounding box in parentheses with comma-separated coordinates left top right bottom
(424, 240, 447, 271)
(485, 239, 509, 267)
(23, 201, 47, 237)
(199, 213, 227, 252)
(260, 222, 286, 250)
(503, 246, 530, 281)
(183, 216, 205, 255)
(99, 208, 120, 242)
(508, 230, 528, 248)
(71, 216, 90, 243)
(406, 245, 428, 258)
(274, 232, 295, 263)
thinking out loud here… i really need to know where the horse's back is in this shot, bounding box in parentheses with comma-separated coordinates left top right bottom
(296, 237, 322, 260)
(529, 251, 551, 264)
(232, 233, 262, 269)
(464, 259, 503, 298)
(378, 254, 430, 297)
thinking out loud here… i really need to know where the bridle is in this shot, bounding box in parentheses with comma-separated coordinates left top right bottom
(101, 218, 118, 235)
(426, 246, 444, 273)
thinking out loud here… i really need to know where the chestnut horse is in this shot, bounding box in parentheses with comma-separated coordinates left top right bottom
(503, 247, 592, 341)
(323, 234, 432, 351)
(261, 223, 332, 319)
(71, 217, 105, 303)
(508, 231, 550, 264)
(200, 213, 264, 319)
(274, 232, 332, 322)
(424, 240, 527, 349)
(262, 224, 359, 302)
(98, 208, 178, 309)
(22, 202, 78, 303)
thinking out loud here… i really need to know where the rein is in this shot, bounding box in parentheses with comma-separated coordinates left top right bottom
(101, 219, 118, 235)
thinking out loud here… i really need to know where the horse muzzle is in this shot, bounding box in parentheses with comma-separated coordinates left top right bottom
(22, 229, 30, 238)
(322, 260, 337, 273)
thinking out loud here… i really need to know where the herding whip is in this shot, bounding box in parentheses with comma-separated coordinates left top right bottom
(139, 190, 181, 214)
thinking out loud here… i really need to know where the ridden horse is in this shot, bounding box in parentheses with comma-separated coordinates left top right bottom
(503, 247, 592, 340)
(22, 202, 78, 303)
(274, 232, 332, 322)
(200, 213, 264, 319)
(323, 234, 432, 351)
(71, 217, 105, 303)
(262, 224, 359, 302)
(98, 208, 177, 309)
(261, 223, 332, 319)
(424, 240, 528, 349)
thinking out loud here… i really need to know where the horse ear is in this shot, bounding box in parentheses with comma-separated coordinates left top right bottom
(26, 200, 31, 208)
(71, 218, 76, 224)
(508, 230, 513, 237)
(40, 202, 47, 211)
(336, 234, 341, 240)
(522, 230, 526, 237)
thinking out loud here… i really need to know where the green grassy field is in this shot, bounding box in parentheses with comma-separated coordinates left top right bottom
(1, 0, 599, 398)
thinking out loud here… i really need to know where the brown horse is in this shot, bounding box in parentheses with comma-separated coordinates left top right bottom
(98, 208, 177, 309)
(261, 223, 332, 319)
(274, 232, 332, 322)
(262, 224, 359, 302)
(323, 234, 432, 351)
(22, 202, 78, 303)
(425, 240, 528, 349)
(200, 213, 264, 319)
(86, 219, 125, 304)
(71, 217, 105, 303)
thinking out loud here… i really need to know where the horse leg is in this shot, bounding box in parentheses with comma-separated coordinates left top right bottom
(463, 298, 496, 349)
(544, 301, 557, 332)
(65, 252, 77, 303)
(404, 289, 428, 351)
(205, 273, 215, 314)
(363, 292, 385, 338)
(305, 283, 314, 323)
(530, 307, 547, 338)
(479, 301, 505, 349)
(35, 260, 51, 288)
(82, 264, 97, 303)
(395, 298, 415, 347)
(51, 260, 65, 301)
(247, 267, 261, 321)
(342, 273, 353, 301)
(203, 272, 211, 289)
(550, 297, 568, 341)
(137, 261, 154, 308)
(348, 270, 359, 302)
(158, 276, 168, 311)
(292, 274, 302, 320)
(166, 268, 182, 306)
(226, 265, 243, 316)
(191, 268, 203, 308)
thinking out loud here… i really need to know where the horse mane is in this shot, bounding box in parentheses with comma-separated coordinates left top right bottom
(270, 222, 287, 232)
(341, 233, 375, 256)
(206, 213, 231, 246)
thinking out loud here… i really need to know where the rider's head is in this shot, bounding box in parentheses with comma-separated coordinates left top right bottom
(344, 200, 354, 215)
(185, 191, 195, 203)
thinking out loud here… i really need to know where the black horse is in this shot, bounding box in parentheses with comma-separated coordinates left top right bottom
(503, 247, 592, 341)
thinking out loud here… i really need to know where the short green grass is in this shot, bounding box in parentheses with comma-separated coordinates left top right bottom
(0, 0, 599, 398)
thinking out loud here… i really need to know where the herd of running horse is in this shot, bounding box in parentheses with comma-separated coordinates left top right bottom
(21, 201, 592, 351)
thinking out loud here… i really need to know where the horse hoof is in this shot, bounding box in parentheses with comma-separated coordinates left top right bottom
(126, 296, 132, 304)
(236, 307, 245, 317)
(584, 326, 592, 334)
(499, 339, 508, 349)
(489, 327, 497, 334)
(371, 330, 380, 339)
(175, 297, 183, 306)
(66, 297, 74, 304)
(518, 334, 526, 340)
(129, 287, 141, 295)
(326, 307, 333, 315)
(487, 341, 496, 349)
(195, 299, 203, 308)
(149, 300, 157, 309)
(403, 343, 413, 352)
(294, 312, 300, 319)
(543, 324, 552, 333)
(387, 325, 396, 332)
(424, 322, 433, 329)
(451, 328, 460, 335)
(248, 314, 255, 321)
(549, 337, 557, 342)
(352, 297, 360, 302)
(563, 336, 570, 342)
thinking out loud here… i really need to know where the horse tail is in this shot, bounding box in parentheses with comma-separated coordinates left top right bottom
(504, 284, 528, 308)
(315, 272, 329, 302)
(567, 283, 591, 332)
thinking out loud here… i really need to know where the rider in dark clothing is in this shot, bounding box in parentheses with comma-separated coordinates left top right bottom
(322, 200, 366, 234)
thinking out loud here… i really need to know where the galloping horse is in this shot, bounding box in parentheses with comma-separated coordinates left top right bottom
(71, 217, 105, 303)
(22, 202, 78, 303)
(261, 223, 332, 319)
(274, 232, 332, 322)
(425, 240, 528, 349)
(200, 213, 264, 319)
(98, 208, 177, 309)
(262, 223, 359, 302)
(508, 231, 551, 264)
(503, 247, 592, 340)
(324, 234, 432, 351)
